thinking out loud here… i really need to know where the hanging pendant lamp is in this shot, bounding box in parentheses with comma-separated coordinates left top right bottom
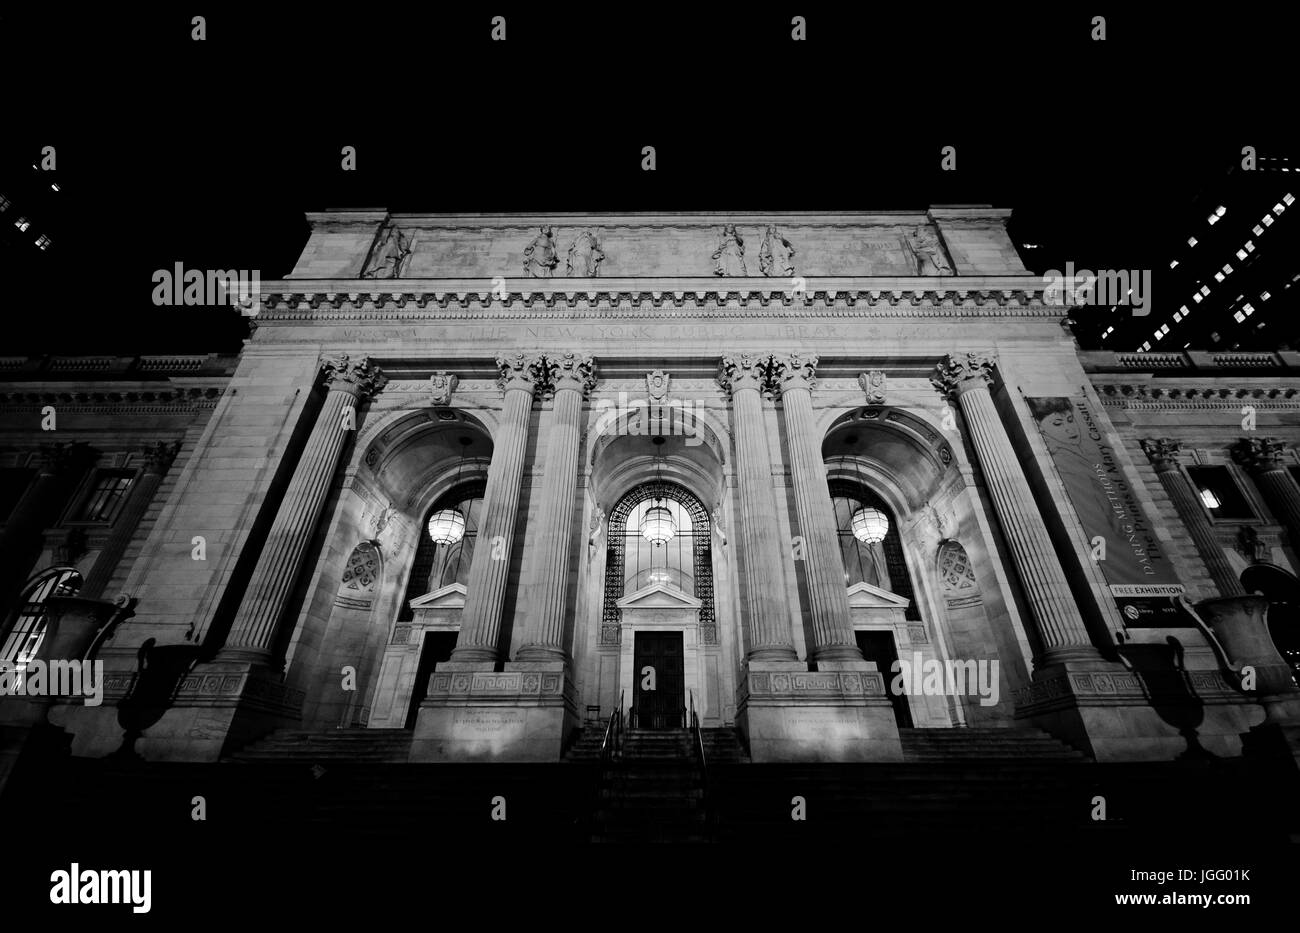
(845, 437, 889, 544)
(428, 436, 472, 545)
(640, 436, 677, 546)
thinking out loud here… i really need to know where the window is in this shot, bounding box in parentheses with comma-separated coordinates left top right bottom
(14, 216, 30, 233)
(829, 479, 920, 619)
(398, 482, 484, 620)
(0, 568, 82, 668)
(35, 234, 51, 251)
(0, 468, 35, 521)
(73, 470, 135, 522)
(601, 481, 717, 645)
(0, 194, 9, 212)
(1187, 466, 1254, 521)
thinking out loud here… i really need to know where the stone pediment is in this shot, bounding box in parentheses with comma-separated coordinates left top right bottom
(846, 581, 911, 610)
(408, 582, 466, 610)
(617, 583, 702, 611)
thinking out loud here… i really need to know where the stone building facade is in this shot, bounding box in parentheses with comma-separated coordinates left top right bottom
(3, 209, 1298, 767)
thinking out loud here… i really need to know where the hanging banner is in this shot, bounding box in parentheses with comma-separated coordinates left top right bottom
(1026, 396, 1186, 626)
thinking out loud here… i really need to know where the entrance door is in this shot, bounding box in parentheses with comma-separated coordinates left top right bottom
(856, 630, 913, 728)
(405, 631, 458, 729)
(632, 631, 685, 730)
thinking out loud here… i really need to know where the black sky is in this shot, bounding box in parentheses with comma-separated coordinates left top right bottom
(2, 7, 1294, 354)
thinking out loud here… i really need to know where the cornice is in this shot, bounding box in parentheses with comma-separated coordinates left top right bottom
(1096, 382, 1300, 409)
(251, 276, 1058, 319)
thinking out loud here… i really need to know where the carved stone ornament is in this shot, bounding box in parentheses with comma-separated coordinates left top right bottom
(523, 226, 559, 278)
(566, 230, 605, 277)
(1232, 436, 1287, 473)
(646, 370, 670, 402)
(549, 352, 598, 396)
(859, 370, 887, 405)
(711, 225, 747, 277)
(766, 353, 818, 393)
(930, 352, 996, 400)
(495, 352, 549, 394)
(320, 354, 389, 398)
(142, 440, 182, 474)
(1139, 437, 1182, 472)
(903, 226, 954, 276)
(758, 226, 796, 278)
(717, 352, 766, 395)
(361, 223, 413, 279)
(429, 372, 459, 406)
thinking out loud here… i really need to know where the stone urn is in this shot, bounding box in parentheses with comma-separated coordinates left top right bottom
(1196, 595, 1300, 723)
(26, 595, 125, 716)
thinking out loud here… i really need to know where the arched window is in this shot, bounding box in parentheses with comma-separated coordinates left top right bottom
(602, 481, 716, 645)
(0, 567, 82, 668)
(397, 482, 484, 621)
(828, 480, 920, 620)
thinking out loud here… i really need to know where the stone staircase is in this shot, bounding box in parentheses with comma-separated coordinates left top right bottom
(588, 729, 710, 842)
(226, 727, 413, 763)
(566, 724, 748, 762)
(899, 726, 1088, 762)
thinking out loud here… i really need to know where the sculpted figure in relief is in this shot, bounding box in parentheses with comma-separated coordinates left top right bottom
(711, 225, 747, 277)
(758, 225, 796, 277)
(903, 226, 954, 276)
(566, 229, 605, 277)
(523, 226, 560, 278)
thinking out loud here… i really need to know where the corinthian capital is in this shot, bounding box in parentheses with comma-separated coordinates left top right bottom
(321, 354, 388, 399)
(495, 352, 549, 394)
(547, 352, 598, 396)
(766, 352, 819, 394)
(1139, 437, 1182, 472)
(142, 440, 182, 474)
(717, 353, 768, 395)
(1232, 436, 1288, 473)
(930, 352, 996, 400)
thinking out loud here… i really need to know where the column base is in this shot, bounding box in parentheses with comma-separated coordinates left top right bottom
(1014, 660, 1259, 761)
(735, 661, 902, 762)
(411, 662, 578, 762)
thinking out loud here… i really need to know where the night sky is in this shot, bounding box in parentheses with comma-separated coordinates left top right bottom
(2, 7, 1292, 355)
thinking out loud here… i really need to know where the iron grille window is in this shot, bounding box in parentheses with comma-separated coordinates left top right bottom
(602, 481, 716, 645)
(0, 567, 82, 667)
(398, 482, 484, 622)
(828, 479, 920, 620)
(74, 470, 135, 523)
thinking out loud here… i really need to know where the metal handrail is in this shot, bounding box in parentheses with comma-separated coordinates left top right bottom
(689, 689, 710, 830)
(600, 689, 624, 763)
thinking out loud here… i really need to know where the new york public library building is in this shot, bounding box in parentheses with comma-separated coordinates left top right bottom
(3, 208, 1300, 851)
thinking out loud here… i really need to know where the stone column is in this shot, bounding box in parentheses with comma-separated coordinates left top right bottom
(80, 442, 181, 600)
(1140, 438, 1245, 598)
(0, 442, 92, 609)
(1233, 437, 1300, 549)
(718, 353, 798, 661)
(515, 353, 596, 663)
(222, 355, 387, 663)
(931, 352, 1100, 664)
(767, 352, 863, 664)
(445, 352, 547, 665)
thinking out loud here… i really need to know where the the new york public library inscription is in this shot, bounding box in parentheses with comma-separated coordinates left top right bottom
(336, 323, 850, 344)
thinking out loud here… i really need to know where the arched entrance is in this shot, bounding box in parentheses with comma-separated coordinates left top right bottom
(604, 480, 714, 730)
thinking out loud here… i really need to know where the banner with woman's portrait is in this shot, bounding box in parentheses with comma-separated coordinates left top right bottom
(1027, 396, 1187, 626)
